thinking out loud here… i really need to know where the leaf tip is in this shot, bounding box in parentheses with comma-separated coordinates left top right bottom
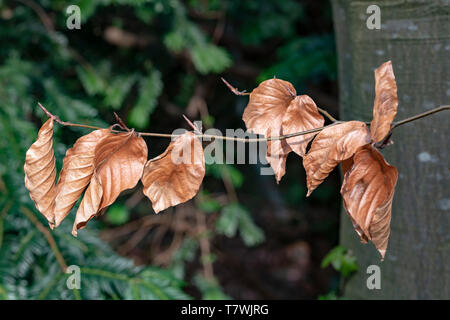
(379, 249, 386, 261)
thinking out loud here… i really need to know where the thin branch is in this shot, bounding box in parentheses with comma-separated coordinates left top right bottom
(221, 78, 250, 96)
(317, 107, 338, 123)
(17, 0, 54, 31)
(21, 206, 67, 272)
(113, 112, 130, 132)
(38, 102, 105, 131)
(182, 114, 202, 134)
(37, 103, 449, 143)
(391, 105, 450, 129)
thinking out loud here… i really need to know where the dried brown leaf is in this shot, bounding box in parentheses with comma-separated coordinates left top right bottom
(303, 121, 371, 196)
(281, 95, 325, 157)
(242, 79, 297, 182)
(141, 132, 205, 213)
(370, 61, 398, 142)
(242, 78, 296, 135)
(340, 145, 398, 260)
(54, 129, 110, 227)
(24, 119, 57, 226)
(265, 127, 291, 183)
(72, 131, 147, 235)
(341, 157, 354, 176)
(72, 175, 103, 236)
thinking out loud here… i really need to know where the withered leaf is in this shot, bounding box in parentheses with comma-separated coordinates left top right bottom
(281, 95, 325, 157)
(141, 132, 205, 213)
(54, 129, 110, 227)
(265, 127, 291, 183)
(242, 79, 297, 182)
(340, 145, 398, 260)
(242, 78, 296, 135)
(341, 157, 354, 176)
(370, 61, 398, 142)
(72, 175, 103, 236)
(303, 121, 371, 196)
(24, 118, 57, 226)
(72, 131, 147, 236)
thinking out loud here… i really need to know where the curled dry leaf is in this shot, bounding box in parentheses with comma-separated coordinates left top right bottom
(142, 131, 205, 213)
(73, 175, 103, 235)
(242, 79, 297, 182)
(370, 60, 398, 142)
(265, 127, 291, 183)
(281, 95, 325, 157)
(242, 78, 296, 135)
(340, 145, 398, 260)
(24, 118, 57, 226)
(54, 129, 110, 227)
(72, 131, 147, 236)
(303, 121, 371, 196)
(341, 157, 354, 176)
(243, 79, 296, 182)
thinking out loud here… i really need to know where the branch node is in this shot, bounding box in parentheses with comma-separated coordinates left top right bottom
(221, 77, 250, 96)
(113, 112, 130, 132)
(182, 114, 202, 134)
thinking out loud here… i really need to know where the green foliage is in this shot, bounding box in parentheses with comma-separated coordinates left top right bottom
(228, 0, 304, 45)
(206, 163, 244, 189)
(216, 203, 265, 247)
(259, 35, 337, 89)
(105, 204, 130, 225)
(193, 274, 231, 300)
(197, 192, 222, 213)
(321, 245, 358, 278)
(191, 44, 232, 75)
(169, 237, 198, 280)
(128, 69, 163, 129)
(76, 62, 138, 110)
(166, 0, 232, 74)
(318, 246, 358, 300)
(318, 291, 339, 300)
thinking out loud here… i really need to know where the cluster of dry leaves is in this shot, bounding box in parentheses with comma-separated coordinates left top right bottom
(24, 61, 399, 259)
(24, 125, 205, 236)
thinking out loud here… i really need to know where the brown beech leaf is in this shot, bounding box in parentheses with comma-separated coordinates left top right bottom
(72, 175, 103, 236)
(340, 145, 398, 260)
(141, 131, 205, 213)
(303, 121, 371, 196)
(370, 61, 398, 142)
(241, 79, 297, 182)
(24, 118, 57, 226)
(54, 129, 110, 228)
(72, 131, 147, 236)
(281, 95, 325, 157)
(242, 78, 296, 135)
(265, 127, 291, 183)
(341, 157, 354, 176)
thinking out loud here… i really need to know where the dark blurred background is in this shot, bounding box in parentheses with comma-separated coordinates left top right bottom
(0, 0, 349, 299)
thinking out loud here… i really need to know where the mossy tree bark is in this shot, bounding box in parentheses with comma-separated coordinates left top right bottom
(332, 0, 449, 299)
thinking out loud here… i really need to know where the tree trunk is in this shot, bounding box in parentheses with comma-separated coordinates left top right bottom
(332, 0, 449, 299)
